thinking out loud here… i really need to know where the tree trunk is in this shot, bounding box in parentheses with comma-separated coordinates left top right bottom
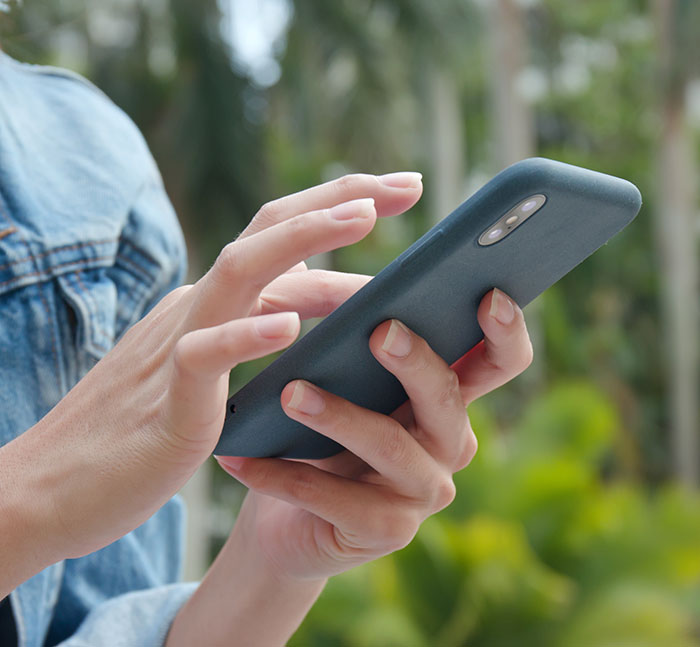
(487, 0, 544, 387)
(428, 70, 465, 226)
(487, 0, 535, 168)
(654, 0, 700, 486)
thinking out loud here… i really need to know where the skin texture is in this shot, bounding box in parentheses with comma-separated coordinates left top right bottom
(0, 172, 424, 596)
(0, 172, 534, 647)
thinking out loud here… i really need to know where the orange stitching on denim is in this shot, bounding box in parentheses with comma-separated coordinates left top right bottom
(116, 253, 156, 282)
(0, 237, 116, 272)
(0, 227, 17, 241)
(0, 255, 114, 289)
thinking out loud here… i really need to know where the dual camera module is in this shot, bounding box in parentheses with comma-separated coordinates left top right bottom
(478, 194, 546, 246)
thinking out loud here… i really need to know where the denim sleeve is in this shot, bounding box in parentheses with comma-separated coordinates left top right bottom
(54, 583, 198, 647)
(1, 50, 196, 647)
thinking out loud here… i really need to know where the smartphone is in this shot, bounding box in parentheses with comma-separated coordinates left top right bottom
(213, 158, 642, 459)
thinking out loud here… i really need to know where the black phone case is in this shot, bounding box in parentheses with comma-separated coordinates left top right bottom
(214, 158, 642, 459)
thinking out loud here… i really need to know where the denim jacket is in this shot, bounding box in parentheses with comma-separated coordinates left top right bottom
(0, 51, 197, 646)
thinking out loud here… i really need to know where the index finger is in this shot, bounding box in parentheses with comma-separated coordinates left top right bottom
(239, 172, 422, 239)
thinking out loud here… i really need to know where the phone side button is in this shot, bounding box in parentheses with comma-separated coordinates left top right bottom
(399, 229, 445, 268)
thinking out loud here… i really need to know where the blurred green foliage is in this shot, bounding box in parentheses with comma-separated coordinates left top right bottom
(291, 383, 700, 646)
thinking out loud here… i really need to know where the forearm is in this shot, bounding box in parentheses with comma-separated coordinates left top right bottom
(0, 424, 65, 599)
(166, 516, 327, 647)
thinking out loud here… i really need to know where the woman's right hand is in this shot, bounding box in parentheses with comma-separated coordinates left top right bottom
(0, 172, 423, 592)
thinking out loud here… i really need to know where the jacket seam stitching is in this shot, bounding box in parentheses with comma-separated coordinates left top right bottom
(0, 237, 117, 272)
(115, 251, 157, 284)
(0, 255, 115, 289)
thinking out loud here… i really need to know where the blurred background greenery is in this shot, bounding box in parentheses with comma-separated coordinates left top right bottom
(2, 0, 700, 644)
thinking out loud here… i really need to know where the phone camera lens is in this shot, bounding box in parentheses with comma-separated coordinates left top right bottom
(478, 194, 546, 247)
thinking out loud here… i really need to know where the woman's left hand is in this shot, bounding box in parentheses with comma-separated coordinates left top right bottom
(217, 287, 533, 582)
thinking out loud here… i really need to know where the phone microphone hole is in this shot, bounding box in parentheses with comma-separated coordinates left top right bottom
(229, 403, 236, 414)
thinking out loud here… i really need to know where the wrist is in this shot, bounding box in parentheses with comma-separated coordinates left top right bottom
(231, 520, 329, 606)
(167, 512, 327, 647)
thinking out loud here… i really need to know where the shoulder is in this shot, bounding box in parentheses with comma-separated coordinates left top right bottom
(0, 51, 166, 245)
(0, 51, 152, 175)
(0, 52, 187, 356)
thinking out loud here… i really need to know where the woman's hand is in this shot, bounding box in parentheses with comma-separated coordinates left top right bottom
(167, 288, 532, 647)
(0, 172, 422, 594)
(217, 288, 533, 581)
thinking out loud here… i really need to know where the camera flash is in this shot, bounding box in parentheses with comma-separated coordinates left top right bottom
(506, 215, 519, 226)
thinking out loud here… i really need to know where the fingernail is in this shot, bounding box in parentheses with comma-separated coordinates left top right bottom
(489, 288, 515, 325)
(378, 171, 423, 188)
(288, 380, 326, 415)
(254, 312, 299, 339)
(217, 456, 245, 473)
(330, 198, 375, 220)
(381, 319, 412, 357)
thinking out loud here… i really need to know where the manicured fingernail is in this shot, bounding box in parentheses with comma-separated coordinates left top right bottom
(489, 288, 515, 325)
(254, 312, 299, 339)
(330, 198, 375, 220)
(381, 319, 412, 357)
(217, 456, 245, 473)
(378, 171, 423, 188)
(288, 380, 326, 415)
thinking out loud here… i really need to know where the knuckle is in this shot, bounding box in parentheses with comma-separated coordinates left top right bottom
(379, 510, 419, 552)
(282, 214, 318, 258)
(285, 466, 319, 503)
(485, 335, 534, 376)
(243, 461, 273, 490)
(214, 241, 245, 281)
(363, 508, 415, 553)
(432, 474, 457, 511)
(455, 428, 479, 471)
(407, 346, 432, 378)
(411, 336, 438, 370)
(435, 370, 461, 410)
(218, 321, 243, 355)
(172, 335, 195, 379)
(212, 241, 265, 292)
(374, 424, 409, 466)
(333, 173, 372, 198)
(308, 267, 331, 291)
(285, 211, 313, 236)
(307, 269, 334, 313)
(255, 199, 285, 227)
(483, 344, 504, 373)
